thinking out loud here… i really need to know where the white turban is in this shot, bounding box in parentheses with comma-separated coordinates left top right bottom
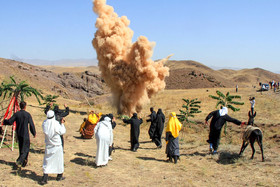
(219, 107, 228, 116)
(47, 110, 55, 119)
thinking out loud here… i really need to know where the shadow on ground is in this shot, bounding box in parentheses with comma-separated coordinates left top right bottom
(75, 152, 93, 158)
(70, 157, 97, 168)
(114, 146, 131, 151)
(30, 148, 45, 154)
(137, 156, 167, 163)
(181, 151, 209, 157)
(216, 151, 240, 165)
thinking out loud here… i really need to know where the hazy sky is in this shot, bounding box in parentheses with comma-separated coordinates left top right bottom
(0, 0, 279, 72)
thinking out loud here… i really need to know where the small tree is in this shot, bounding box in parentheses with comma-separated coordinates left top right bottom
(209, 90, 244, 134)
(42, 94, 59, 105)
(178, 98, 202, 125)
(209, 90, 244, 111)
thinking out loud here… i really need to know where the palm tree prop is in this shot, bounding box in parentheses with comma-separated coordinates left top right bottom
(178, 98, 202, 125)
(0, 76, 43, 104)
(0, 76, 43, 151)
(209, 90, 244, 134)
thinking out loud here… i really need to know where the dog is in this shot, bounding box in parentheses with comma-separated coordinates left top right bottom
(239, 111, 264, 161)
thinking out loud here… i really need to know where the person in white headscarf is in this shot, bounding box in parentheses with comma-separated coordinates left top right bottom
(205, 107, 245, 154)
(40, 110, 66, 185)
(94, 116, 113, 167)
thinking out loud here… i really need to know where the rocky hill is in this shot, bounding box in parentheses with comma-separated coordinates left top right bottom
(0, 58, 279, 101)
(0, 58, 107, 101)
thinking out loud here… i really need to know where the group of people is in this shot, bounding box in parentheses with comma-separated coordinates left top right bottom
(147, 108, 165, 149)
(3, 101, 69, 185)
(2, 100, 248, 184)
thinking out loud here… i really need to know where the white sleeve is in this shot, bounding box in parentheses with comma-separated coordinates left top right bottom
(94, 122, 100, 135)
(54, 123, 66, 135)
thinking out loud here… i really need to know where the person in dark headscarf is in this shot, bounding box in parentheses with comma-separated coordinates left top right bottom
(205, 107, 245, 154)
(123, 113, 143, 152)
(146, 107, 157, 141)
(153, 109, 165, 148)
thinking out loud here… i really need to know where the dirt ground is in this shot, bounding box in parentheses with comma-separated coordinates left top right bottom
(0, 88, 280, 187)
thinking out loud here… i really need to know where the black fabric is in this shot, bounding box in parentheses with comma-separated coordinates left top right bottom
(101, 113, 116, 129)
(166, 132, 180, 157)
(45, 105, 69, 149)
(4, 110, 36, 139)
(123, 115, 143, 151)
(206, 110, 242, 150)
(42, 174, 48, 183)
(109, 143, 115, 156)
(147, 111, 157, 140)
(17, 136, 30, 167)
(44, 105, 69, 123)
(154, 109, 165, 147)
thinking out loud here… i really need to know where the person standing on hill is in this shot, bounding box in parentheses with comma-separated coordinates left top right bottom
(123, 113, 143, 152)
(166, 112, 182, 164)
(249, 97, 255, 115)
(153, 109, 165, 148)
(3, 101, 36, 169)
(41, 110, 66, 184)
(205, 107, 245, 154)
(146, 107, 157, 142)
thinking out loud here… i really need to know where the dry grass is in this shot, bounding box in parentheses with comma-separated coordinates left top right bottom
(0, 87, 279, 186)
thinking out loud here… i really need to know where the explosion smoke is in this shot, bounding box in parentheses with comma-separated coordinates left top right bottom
(92, 0, 171, 115)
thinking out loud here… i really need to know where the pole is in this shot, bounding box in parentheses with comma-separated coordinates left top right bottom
(0, 125, 8, 148)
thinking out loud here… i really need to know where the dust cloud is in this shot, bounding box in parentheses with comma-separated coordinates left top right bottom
(92, 0, 171, 115)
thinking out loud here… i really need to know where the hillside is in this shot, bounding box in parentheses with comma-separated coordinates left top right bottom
(1, 58, 279, 102)
(166, 60, 280, 89)
(0, 58, 107, 101)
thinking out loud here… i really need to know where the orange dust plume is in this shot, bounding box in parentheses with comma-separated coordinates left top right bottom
(92, 0, 171, 115)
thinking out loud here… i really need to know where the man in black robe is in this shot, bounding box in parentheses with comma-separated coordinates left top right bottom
(153, 109, 165, 148)
(205, 107, 245, 154)
(4, 101, 36, 168)
(45, 102, 69, 148)
(146, 107, 156, 142)
(123, 113, 143, 152)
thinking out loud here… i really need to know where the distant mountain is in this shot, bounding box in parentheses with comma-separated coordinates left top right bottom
(22, 58, 98, 67)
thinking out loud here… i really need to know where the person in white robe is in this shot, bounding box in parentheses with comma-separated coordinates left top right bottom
(40, 110, 66, 184)
(94, 116, 113, 167)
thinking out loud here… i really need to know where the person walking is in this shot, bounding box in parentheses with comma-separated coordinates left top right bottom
(94, 116, 113, 167)
(40, 110, 66, 185)
(153, 109, 165, 148)
(205, 107, 245, 154)
(165, 112, 182, 164)
(3, 101, 36, 170)
(123, 113, 143, 152)
(146, 107, 157, 142)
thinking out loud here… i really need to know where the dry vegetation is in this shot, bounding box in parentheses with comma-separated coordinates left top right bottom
(1, 86, 279, 187)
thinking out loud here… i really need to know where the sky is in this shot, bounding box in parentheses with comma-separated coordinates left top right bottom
(0, 0, 279, 72)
